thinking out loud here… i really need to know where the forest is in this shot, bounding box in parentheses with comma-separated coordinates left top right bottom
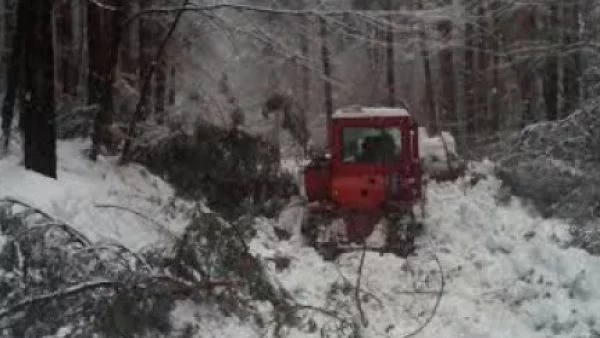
(0, 0, 595, 175)
(1, 0, 600, 337)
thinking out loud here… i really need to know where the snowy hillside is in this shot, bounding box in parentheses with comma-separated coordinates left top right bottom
(1, 140, 600, 337)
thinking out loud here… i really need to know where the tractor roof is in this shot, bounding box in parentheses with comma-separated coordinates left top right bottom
(332, 106, 410, 119)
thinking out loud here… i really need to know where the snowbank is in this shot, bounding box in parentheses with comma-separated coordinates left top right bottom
(0, 139, 191, 251)
(250, 161, 600, 338)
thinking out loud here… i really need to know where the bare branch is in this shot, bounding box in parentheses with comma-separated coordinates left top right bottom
(94, 203, 179, 241)
(355, 241, 368, 327)
(87, 0, 121, 11)
(0, 279, 119, 320)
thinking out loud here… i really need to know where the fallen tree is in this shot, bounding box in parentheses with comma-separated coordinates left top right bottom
(495, 107, 600, 254)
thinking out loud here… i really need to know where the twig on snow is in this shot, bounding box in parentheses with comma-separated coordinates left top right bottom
(94, 203, 179, 241)
(401, 251, 445, 338)
(355, 240, 368, 327)
(0, 279, 119, 320)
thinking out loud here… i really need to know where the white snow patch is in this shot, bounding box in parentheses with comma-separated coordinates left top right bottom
(170, 300, 259, 338)
(0, 139, 192, 251)
(332, 106, 410, 119)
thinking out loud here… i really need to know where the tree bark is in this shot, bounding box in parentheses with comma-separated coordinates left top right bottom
(544, 2, 559, 121)
(20, 0, 57, 178)
(168, 66, 176, 106)
(418, 1, 436, 134)
(517, 6, 536, 127)
(138, 3, 154, 122)
(0, 1, 5, 86)
(386, 0, 396, 107)
(1, 0, 26, 149)
(438, 19, 456, 134)
(561, 1, 581, 117)
(88, 0, 124, 160)
(476, 0, 489, 132)
(154, 58, 166, 124)
(56, 0, 76, 95)
(489, 0, 502, 131)
(464, 15, 475, 136)
(319, 16, 333, 133)
(300, 15, 311, 113)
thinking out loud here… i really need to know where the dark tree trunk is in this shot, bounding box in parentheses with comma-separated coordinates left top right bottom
(464, 17, 475, 136)
(300, 15, 311, 113)
(88, 0, 123, 160)
(476, 0, 489, 132)
(544, 2, 559, 121)
(562, 1, 581, 116)
(1, 0, 25, 149)
(20, 0, 57, 178)
(489, 0, 502, 132)
(56, 0, 76, 95)
(319, 16, 333, 131)
(517, 6, 536, 126)
(154, 58, 166, 124)
(138, 8, 154, 122)
(168, 66, 176, 106)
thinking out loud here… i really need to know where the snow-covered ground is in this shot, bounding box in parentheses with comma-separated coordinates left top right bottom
(0, 139, 191, 251)
(1, 140, 600, 337)
(250, 161, 600, 338)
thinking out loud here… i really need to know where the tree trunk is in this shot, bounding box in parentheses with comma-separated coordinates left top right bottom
(438, 19, 456, 134)
(138, 3, 154, 122)
(56, 0, 76, 95)
(168, 66, 176, 106)
(0, 1, 5, 86)
(88, 0, 124, 160)
(561, 1, 581, 117)
(418, 1, 436, 134)
(1, 0, 26, 149)
(489, 0, 502, 132)
(464, 14, 475, 137)
(300, 15, 311, 113)
(154, 58, 166, 124)
(476, 0, 489, 132)
(386, 0, 396, 107)
(20, 0, 57, 178)
(517, 6, 536, 127)
(544, 2, 559, 121)
(319, 16, 333, 133)
(88, 0, 123, 160)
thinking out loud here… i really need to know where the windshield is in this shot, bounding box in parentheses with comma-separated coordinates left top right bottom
(342, 127, 402, 163)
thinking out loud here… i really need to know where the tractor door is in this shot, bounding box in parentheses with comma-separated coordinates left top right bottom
(329, 117, 408, 213)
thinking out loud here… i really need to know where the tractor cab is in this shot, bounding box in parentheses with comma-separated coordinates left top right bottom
(302, 106, 424, 258)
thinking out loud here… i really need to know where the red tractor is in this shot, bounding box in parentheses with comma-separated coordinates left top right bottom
(301, 106, 425, 260)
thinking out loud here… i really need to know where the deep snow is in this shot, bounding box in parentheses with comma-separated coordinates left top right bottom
(0, 139, 191, 251)
(1, 140, 600, 337)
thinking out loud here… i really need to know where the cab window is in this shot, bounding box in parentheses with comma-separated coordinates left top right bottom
(342, 127, 402, 163)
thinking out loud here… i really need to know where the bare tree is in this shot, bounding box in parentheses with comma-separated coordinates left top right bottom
(19, 0, 57, 178)
(88, 0, 125, 160)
